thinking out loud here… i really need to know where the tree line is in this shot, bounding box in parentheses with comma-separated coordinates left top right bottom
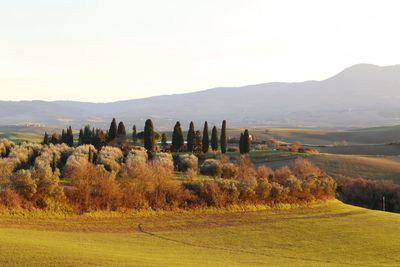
(43, 119, 251, 154)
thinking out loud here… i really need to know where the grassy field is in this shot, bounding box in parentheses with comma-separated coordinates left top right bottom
(0, 125, 51, 143)
(237, 150, 400, 183)
(227, 125, 400, 145)
(0, 201, 399, 266)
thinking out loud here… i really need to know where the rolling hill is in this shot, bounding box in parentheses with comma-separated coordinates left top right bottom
(2, 64, 400, 129)
(0, 201, 399, 266)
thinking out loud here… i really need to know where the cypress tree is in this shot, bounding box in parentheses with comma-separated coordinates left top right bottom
(243, 129, 251, 154)
(82, 125, 92, 144)
(194, 130, 202, 155)
(144, 119, 155, 152)
(43, 132, 49, 145)
(117, 121, 127, 145)
(220, 120, 227, 154)
(187, 121, 195, 153)
(202, 121, 209, 153)
(50, 133, 60, 145)
(108, 118, 118, 142)
(93, 128, 106, 150)
(132, 125, 137, 145)
(61, 129, 66, 144)
(172, 121, 184, 152)
(67, 126, 74, 147)
(78, 129, 83, 145)
(161, 133, 168, 151)
(211, 126, 218, 151)
(239, 133, 244, 154)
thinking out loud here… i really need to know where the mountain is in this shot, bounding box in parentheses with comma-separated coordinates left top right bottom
(2, 64, 400, 130)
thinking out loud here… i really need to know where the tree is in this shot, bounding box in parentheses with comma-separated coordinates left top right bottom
(239, 129, 251, 154)
(78, 129, 84, 145)
(67, 126, 74, 147)
(50, 133, 60, 145)
(220, 120, 227, 154)
(144, 119, 155, 152)
(132, 125, 137, 145)
(108, 118, 118, 143)
(194, 130, 202, 155)
(172, 121, 184, 152)
(202, 121, 209, 153)
(93, 129, 106, 150)
(161, 133, 168, 151)
(42, 132, 49, 145)
(211, 126, 218, 151)
(117, 121, 127, 145)
(82, 125, 93, 145)
(61, 129, 66, 144)
(187, 121, 195, 153)
(51, 153, 57, 173)
(239, 133, 244, 154)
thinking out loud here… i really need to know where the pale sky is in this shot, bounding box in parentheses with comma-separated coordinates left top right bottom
(1, 0, 400, 102)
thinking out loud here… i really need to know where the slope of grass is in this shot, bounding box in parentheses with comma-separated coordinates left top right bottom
(309, 154, 400, 182)
(0, 201, 399, 266)
(227, 125, 400, 145)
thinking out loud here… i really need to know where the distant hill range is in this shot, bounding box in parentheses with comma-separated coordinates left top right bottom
(2, 64, 400, 129)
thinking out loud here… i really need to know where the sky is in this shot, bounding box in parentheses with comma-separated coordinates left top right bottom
(1, 0, 400, 102)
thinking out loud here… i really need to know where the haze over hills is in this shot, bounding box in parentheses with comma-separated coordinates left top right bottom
(2, 63, 400, 129)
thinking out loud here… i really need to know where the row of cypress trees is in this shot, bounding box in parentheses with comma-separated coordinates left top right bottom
(43, 126, 73, 146)
(171, 120, 228, 154)
(43, 118, 251, 154)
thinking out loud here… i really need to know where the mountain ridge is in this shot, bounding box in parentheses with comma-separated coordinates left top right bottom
(2, 64, 400, 129)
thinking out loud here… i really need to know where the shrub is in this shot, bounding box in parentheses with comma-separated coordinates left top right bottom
(176, 154, 198, 172)
(97, 146, 123, 173)
(290, 141, 301, 152)
(31, 159, 67, 209)
(0, 189, 22, 208)
(256, 179, 272, 201)
(221, 162, 238, 179)
(293, 158, 321, 179)
(66, 160, 121, 212)
(336, 176, 399, 212)
(152, 152, 174, 170)
(200, 159, 222, 177)
(11, 169, 37, 199)
(256, 165, 273, 181)
(126, 148, 148, 164)
(274, 166, 292, 183)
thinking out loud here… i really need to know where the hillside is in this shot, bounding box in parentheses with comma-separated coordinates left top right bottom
(0, 201, 398, 266)
(2, 64, 400, 129)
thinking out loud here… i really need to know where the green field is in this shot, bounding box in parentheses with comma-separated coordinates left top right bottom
(0, 201, 399, 266)
(0, 125, 51, 143)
